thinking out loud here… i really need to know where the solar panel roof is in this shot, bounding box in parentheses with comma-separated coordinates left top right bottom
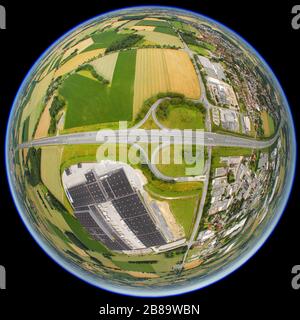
(105, 169, 134, 198)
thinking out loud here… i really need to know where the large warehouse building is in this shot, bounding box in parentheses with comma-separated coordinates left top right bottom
(63, 164, 168, 252)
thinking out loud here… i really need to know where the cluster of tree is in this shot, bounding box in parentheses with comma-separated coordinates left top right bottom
(90, 256, 103, 266)
(164, 246, 188, 258)
(47, 191, 66, 212)
(65, 250, 84, 263)
(249, 151, 260, 172)
(65, 231, 88, 251)
(48, 95, 66, 135)
(105, 34, 143, 53)
(157, 97, 206, 121)
(141, 44, 180, 50)
(199, 69, 215, 105)
(229, 199, 244, 216)
(60, 49, 78, 66)
(119, 15, 148, 20)
(49, 95, 65, 118)
(128, 260, 158, 264)
(255, 117, 264, 137)
(45, 76, 64, 102)
(25, 148, 41, 187)
(227, 170, 235, 184)
(103, 252, 114, 260)
(134, 92, 184, 123)
(76, 64, 109, 85)
(180, 31, 198, 46)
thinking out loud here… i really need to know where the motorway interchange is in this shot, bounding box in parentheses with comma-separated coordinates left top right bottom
(18, 38, 280, 269)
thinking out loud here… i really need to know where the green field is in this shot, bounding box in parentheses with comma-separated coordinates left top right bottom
(142, 162, 203, 197)
(83, 30, 128, 52)
(154, 26, 177, 36)
(113, 250, 185, 273)
(200, 41, 216, 52)
(168, 197, 199, 237)
(21, 117, 30, 143)
(112, 260, 155, 273)
(189, 44, 210, 57)
(156, 145, 204, 178)
(261, 110, 275, 137)
(61, 50, 136, 129)
(60, 143, 140, 173)
(136, 20, 170, 27)
(159, 105, 205, 130)
(211, 146, 253, 169)
(170, 21, 191, 32)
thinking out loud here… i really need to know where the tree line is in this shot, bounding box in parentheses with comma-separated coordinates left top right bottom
(105, 34, 143, 53)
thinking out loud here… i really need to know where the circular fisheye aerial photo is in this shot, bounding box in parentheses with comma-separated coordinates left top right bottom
(6, 6, 296, 297)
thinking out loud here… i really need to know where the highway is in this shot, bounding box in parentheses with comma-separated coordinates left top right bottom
(19, 127, 279, 150)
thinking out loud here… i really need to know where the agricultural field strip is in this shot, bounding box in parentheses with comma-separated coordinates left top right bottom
(90, 52, 119, 82)
(133, 49, 200, 117)
(60, 50, 136, 128)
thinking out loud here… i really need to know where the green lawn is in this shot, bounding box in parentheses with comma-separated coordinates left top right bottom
(268, 116, 275, 136)
(154, 26, 177, 36)
(142, 162, 203, 198)
(189, 44, 210, 57)
(211, 146, 253, 169)
(159, 105, 205, 130)
(112, 260, 155, 273)
(83, 30, 128, 52)
(136, 20, 170, 27)
(156, 145, 204, 178)
(200, 41, 216, 52)
(170, 21, 191, 32)
(112, 250, 185, 273)
(168, 197, 199, 237)
(61, 50, 136, 129)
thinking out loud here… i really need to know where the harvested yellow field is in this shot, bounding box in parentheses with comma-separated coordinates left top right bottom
(69, 244, 89, 257)
(23, 148, 28, 161)
(136, 30, 183, 48)
(21, 70, 56, 140)
(41, 146, 64, 203)
(90, 52, 119, 82)
(77, 70, 98, 81)
(111, 20, 129, 28)
(55, 49, 105, 77)
(165, 49, 200, 97)
(133, 49, 200, 116)
(184, 259, 203, 270)
(120, 20, 140, 29)
(178, 15, 199, 23)
(143, 17, 166, 21)
(34, 96, 54, 139)
(261, 110, 275, 137)
(22, 70, 55, 121)
(28, 185, 71, 234)
(38, 62, 53, 80)
(130, 25, 155, 31)
(61, 37, 94, 61)
(124, 271, 159, 279)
